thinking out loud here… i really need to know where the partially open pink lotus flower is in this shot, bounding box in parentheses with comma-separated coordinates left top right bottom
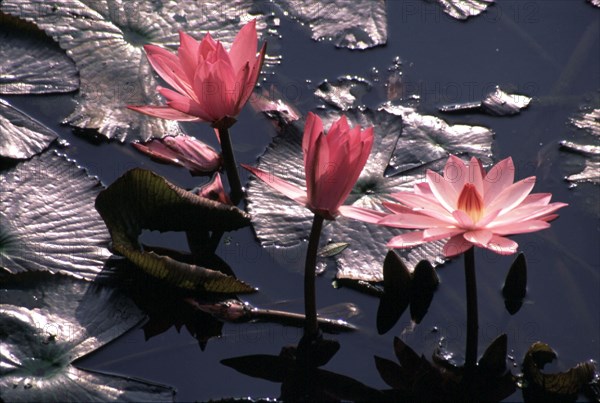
(243, 112, 374, 220)
(132, 134, 221, 175)
(345, 155, 567, 257)
(128, 20, 266, 127)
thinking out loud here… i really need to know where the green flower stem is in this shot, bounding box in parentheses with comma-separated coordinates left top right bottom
(304, 214, 325, 339)
(217, 126, 243, 205)
(464, 247, 478, 373)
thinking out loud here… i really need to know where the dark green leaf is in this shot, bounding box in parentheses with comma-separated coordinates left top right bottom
(0, 151, 110, 280)
(522, 342, 596, 401)
(317, 242, 349, 258)
(221, 354, 290, 383)
(95, 168, 253, 293)
(502, 252, 527, 314)
(374, 355, 406, 390)
(0, 272, 175, 402)
(377, 251, 411, 334)
(0, 99, 58, 159)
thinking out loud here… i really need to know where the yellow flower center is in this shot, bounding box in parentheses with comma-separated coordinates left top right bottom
(457, 183, 484, 223)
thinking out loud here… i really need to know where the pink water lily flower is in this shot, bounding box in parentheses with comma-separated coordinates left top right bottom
(243, 112, 374, 220)
(132, 134, 221, 175)
(348, 155, 567, 257)
(128, 20, 266, 127)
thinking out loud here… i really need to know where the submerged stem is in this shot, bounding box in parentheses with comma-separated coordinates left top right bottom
(304, 214, 325, 339)
(464, 247, 478, 373)
(216, 126, 243, 205)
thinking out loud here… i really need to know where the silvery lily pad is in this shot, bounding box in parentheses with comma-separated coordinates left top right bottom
(439, 87, 532, 116)
(588, 0, 600, 8)
(0, 15, 78, 94)
(434, 0, 495, 20)
(272, 0, 387, 49)
(0, 0, 272, 142)
(561, 109, 600, 184)
(0, 99, 58, 160)
(0, 272, 175, 402)
(315, 77, 372, 110)
(0, 151, 111, 280)
(246, 101, 493, 281)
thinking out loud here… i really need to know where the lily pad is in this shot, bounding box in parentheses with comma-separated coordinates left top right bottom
(434, 0, 495, 20)
(0, 272, 175, 402)
(589, 0, 600, 8)
(522, 342, 596, 401)
(272, 0, 387, 49)
(561, 109, 600, 184)
(0, 14, 78, 94)
(439, 87, 531, 116)
(95, 168, 254, 293)
(0, 0, 273, 142)
(246, 97, 494, 281)
(0, 98, 58, 159)
(314, 77, 372, 110)
(0, 151, 111, 280)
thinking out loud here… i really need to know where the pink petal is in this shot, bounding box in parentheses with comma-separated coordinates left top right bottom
(242, 164, 308, 206)
(486, 176, 536, 215)
(443, 235, 473, 257)
(443, 155, 468, 194)
(452, 210, 474, 228)
(463, 229, 493, 247)
(483, 157, 515, 206)
(390, 192, 454, 221)
(539, 214, 559, 222)
(198, 32, 218, 59)
(382, 201, 415, 215)
(487, 220, 551, 235)
(237, 42, 266, 111)
(423, 227, 464, 242)
(178, 31, 200, 81)
(426, 170, 458, 212)
(378, 212, 451, 229)
(387, 231, 427, 248)
(476, 208, 501, 228)
(338, 205, 387, 224)
(229, 19, 258, 72)
(490, 202, 567, 227)
(143, 44, 191, 96)
(126, 105, 203, 121)
(196, 173, 231, 204)
(485, 235, 518, 255)
(467, 157, 485, 196)
(414, 181, 435, 199)
(157, 86, 212, 121)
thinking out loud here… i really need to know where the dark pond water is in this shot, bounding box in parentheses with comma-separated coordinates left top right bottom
(3, 1, 599, 401)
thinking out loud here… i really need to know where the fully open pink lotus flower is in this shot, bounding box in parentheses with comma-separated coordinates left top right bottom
(132, 134, 221, 175)
(243, 112, 374, 220)
(128, 20, 266, 127)
(346, 155, 567, 257)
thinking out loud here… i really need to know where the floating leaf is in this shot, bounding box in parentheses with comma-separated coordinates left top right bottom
(439, 87, 531, 116)
(317, 242, 349, 258)
(272, 0, 387, 49)
(246, 97, 494, 282)
(0, 14, 78, 94)
(95, 168, 254, 293)
(522, 342, 596, 402)
(588, 0, 600, 8)
(0, 1, 274, 142)
(478, 334, 508, 377)
(502, 252, 527, 315)
(409, 260, 439, 324)
(0, 98, 58, 159)
(314, 77, 371, 110)
(561, 109, 600, 184)
(0, 272, 175, 402)
(0, 151, 111, 280)
(434, 0, 495, 20)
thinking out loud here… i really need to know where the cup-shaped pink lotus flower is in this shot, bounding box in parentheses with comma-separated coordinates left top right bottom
(358, 155, 567, 257)
(128, 20, 266, 127)
(243, 112, 374, 220)
(132, 134, 221, 175)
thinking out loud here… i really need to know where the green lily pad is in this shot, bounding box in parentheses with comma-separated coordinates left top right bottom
(0, 151, 111, 280)
(0, 1, 274, 142)
(0, 272, 175, 402)
(0, 13, 78, 94)
(95, 168, 254, 293)
(0, 99, 58, 160)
